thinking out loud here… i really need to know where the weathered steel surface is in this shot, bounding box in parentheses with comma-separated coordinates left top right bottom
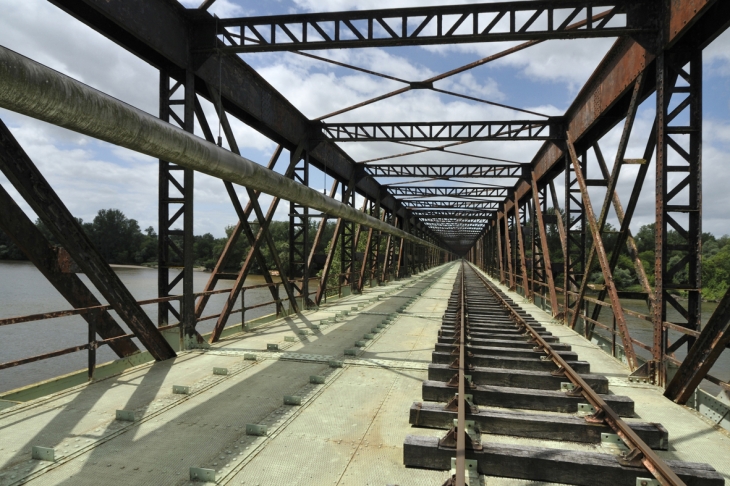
(665, 286, 730, 404)
(0, 120, 176, 361)
(216, 1, 647, 52)
(0, 185, 139, 358)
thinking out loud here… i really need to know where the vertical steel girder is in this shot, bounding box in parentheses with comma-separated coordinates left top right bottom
(566, 133, 639, 371)
(0, 120, 176, 361)
(531, 178, 559, 315)
(496, 214, 505, 284)
(340, 180, 357, 292)
(587, 127, 657, 339)
(158, 70, 195, 343)
(0, 183, 139, 358)
(564, 147, 586, 327)
(655, 48, 703, 385)
(502, 211, 514, 289)
(513, 199, 530, 299)
(290, 152, 310, 308)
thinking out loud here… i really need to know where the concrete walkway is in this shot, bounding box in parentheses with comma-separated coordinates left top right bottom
(0, 265, 457, 486)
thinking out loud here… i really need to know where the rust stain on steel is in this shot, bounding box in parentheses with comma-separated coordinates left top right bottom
(669, 0, 715, 46)
(567, 38, 652, 141)
(55, 246, 82, 274)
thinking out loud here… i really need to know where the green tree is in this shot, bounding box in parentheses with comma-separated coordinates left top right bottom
(86, 209, 143, 264)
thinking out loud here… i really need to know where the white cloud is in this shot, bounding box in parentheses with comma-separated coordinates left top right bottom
(706, 29, 730, 76)
(0, 0, 728, 244)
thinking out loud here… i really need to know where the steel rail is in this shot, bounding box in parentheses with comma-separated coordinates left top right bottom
(455, 261, 467, 486)
(465, 261, 685, 486)
(0, 47, 438, 251)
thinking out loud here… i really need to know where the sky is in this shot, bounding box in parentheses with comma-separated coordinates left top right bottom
(0, 0, 729, 242)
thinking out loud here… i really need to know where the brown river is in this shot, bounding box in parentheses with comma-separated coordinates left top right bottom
(1, 261, 728, 397)
(0, 261, 279, 393)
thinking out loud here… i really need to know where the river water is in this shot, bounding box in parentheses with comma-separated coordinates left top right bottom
(2, 261, 728, 396)
(0, 261, 279, 393)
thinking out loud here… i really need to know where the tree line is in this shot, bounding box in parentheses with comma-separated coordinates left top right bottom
(2, 207, 729, 301)
(0, 208, 335, 276)
(533, 208, 730, 301)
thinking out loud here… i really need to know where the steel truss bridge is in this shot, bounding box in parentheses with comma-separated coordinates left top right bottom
(0, 1, 730, 485)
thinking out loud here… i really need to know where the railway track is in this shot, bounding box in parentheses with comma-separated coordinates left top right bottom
(403, 261, 724, 486)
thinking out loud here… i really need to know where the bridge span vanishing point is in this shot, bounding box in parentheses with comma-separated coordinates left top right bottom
(1, 1, 730, 485)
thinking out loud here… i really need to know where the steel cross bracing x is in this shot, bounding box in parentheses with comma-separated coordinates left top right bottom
(212, 1, 651, 53)
(316, 120, 561, 142)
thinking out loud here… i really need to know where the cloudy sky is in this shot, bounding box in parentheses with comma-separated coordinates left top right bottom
(0, 0, 729, 241)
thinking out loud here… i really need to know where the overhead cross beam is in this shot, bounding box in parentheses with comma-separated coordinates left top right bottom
(366, 164, 526, 178)
(213, 1, 649, 53)
(412, 211, 494, 219)
(389, 186, 511, 198)
(317, 120, 561, 142)
(403, 200, 501, 210)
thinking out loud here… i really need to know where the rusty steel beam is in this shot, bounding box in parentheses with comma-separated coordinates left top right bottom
(496, 213, 505, 284)
(0, 120, 176, 361)
(569, 73, 643, 336)
(502, 211, 514, 289)
(0, 184, 139, 358)
(505, 0, 723, 213)
(215, 1, 647, 53)
(389, 186, 510, 198)
(513, 199, 530, 300)
(665, 286, 730, 404)
(317, 120, 559, 142)
(366, 164, 524, 179)
(587, 128, 657, 339)
(566, 132, 638, 371)
(315, 177, 358, 305)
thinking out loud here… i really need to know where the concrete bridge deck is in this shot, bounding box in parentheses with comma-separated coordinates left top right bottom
(0, 262, 729, 485)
